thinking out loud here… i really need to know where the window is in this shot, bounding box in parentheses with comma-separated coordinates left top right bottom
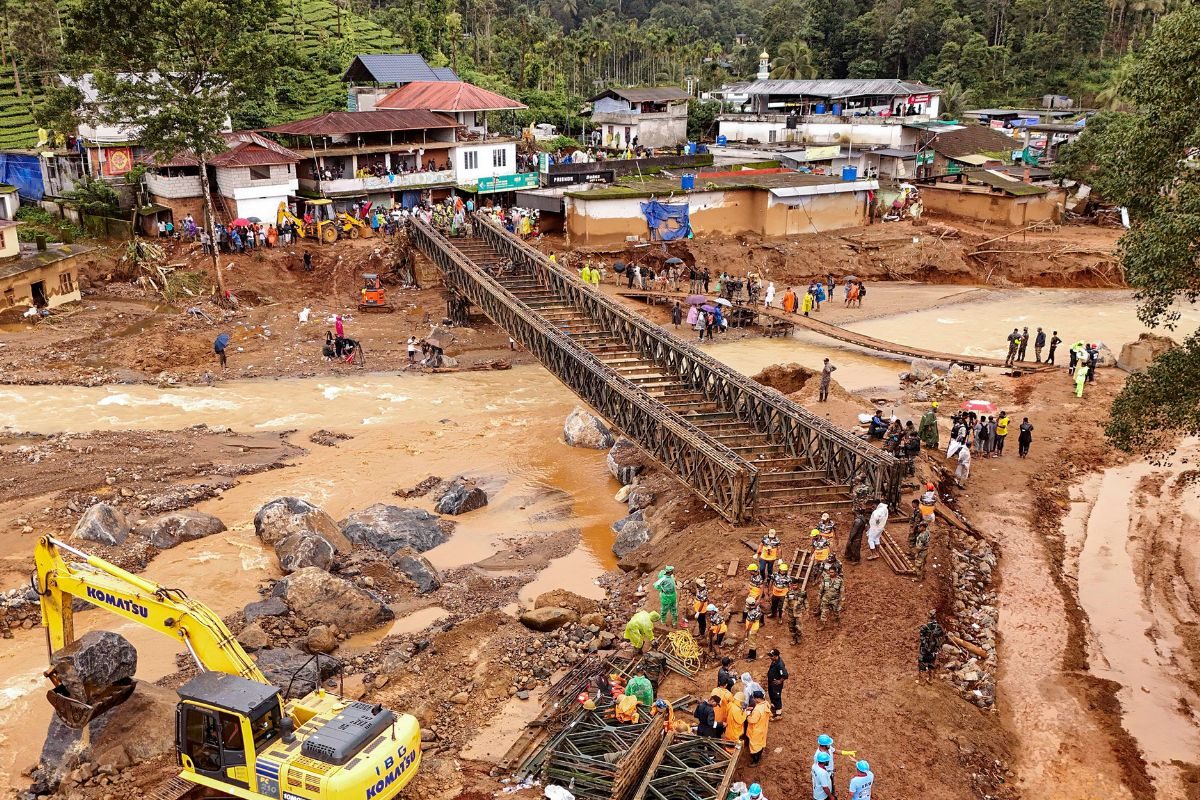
(474, 111, 485, 127)
(492, 148, 507, 168)
(249, 165, 272, 181)
(768, 129, 777, 143)
(59, 272, 74, 294)
(463, 150, 479, 170)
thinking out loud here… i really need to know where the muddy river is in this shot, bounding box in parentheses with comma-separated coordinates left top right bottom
(0, 287, 1185, 792)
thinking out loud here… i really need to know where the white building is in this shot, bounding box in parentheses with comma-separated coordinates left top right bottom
(586, 87, 690, 149)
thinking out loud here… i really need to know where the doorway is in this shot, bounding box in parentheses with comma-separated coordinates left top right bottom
(30, 280, 47, 307)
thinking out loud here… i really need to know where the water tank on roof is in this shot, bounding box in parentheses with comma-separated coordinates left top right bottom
(841, 165, 858, 182)
(832, 103, 842, 116)
(681, 174, 696, 190)
(815, 102, 826, 115)
(716, 135, 727, 146)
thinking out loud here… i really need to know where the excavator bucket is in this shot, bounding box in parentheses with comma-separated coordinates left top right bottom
(47, 679, 135, 729)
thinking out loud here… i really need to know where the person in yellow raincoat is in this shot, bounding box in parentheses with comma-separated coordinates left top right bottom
(746, 695, 771, 764)
(724, 691, 747, 745)
(801, 289, 815, 317)
(711, 684, 733, 724)
(623, 610, 660, 650)
(615, 692, 640, 723)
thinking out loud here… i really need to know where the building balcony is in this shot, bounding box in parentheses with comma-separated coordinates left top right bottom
(298, 170, 456, 196)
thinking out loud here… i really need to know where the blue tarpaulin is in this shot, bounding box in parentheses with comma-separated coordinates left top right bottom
(640, 200, 692, 241)
(0, 153, 44, 201)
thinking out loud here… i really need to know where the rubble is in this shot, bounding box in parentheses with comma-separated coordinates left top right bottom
(940, 528, 999, 710)
(253, 496, 348, 551)
(48, 631, 138, 702)
(606, 437, 645, 485)
(275, 531, 336, 573)
(563, 407, 615, 449)
(612, 521, 651, 557)
(272, 567, 393, 632)
(390, 550, 443, 594)
(308, 429, 354, 447)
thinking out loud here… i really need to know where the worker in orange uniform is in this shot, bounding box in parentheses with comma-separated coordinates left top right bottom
(615, 691, 639, 723)
(743, 564, 764, 621)
(724, 691, 748, 746)
(768, 564, 790, 619)
(756, 530, 781, 577)
(810, 528, 831, 564)
(744, 599, 764, 661)
(706, 605, 728, 655)
(652, 698, 674, 733)
(746, 695, 772, 764)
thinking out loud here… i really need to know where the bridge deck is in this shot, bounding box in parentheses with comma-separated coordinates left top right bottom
(409, 219, 901, 522)
(617, 289, 1056, 373)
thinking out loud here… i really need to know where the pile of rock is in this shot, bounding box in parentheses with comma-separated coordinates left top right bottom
(940, 529, 999, 709)
(0, 586, 40, 637)
(254, 497, 349, 573)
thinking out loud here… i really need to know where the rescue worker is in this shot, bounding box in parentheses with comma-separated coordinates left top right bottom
(653, 566, 679, 627)
(706, 605, 727, 654)
(768, 563, 790, 619)
(1075, 362, 1089, 397)
(845, 507, 866, 563)
(716, 655, 737, 691)
(743, 563, 764, 620)
(624, 668, 654, 707)
(866, 500, 889, 560)
(814, 733, 837, 780)
(691, 577, 709, 637)
(710, 684, 733, 725)
(735, 784, 765, 800)
(918, 610, 946, 683)
(919, 482, 937, 527)
(849, 760, 875, 800)
(811, 528, 831, 564)
(746, 695, 771, 764)
(623, 609, 660, 651)
(786, 586, 806, 644)
(817, 512, 835, 537)
(766, 648, 788, 718)
(911, 522, 931, 576)
(756, 530, 781, 577)
(817, 562, 844, 627)
(652, 698, 674, 733)
(723, 691, 747, 745)
(918, 402, 939, 449)
(615, 690, 640, 723)
(642, 643, 668, 694)
(744, 599, 764, 660)
(812, 751, 834, 799)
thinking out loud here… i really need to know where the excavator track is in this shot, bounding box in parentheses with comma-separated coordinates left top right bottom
(146, 776, 202, 800)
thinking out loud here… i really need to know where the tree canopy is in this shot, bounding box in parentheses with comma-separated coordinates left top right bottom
(1058, 5, 1200, 455)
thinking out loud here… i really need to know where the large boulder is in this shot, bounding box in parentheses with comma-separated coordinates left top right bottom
(519, 606, 577, 632)
(434, 478, 488, 516)
(607, 438, 645, 485)
(305, 624, 339, 654)
(254, 647, 343, 697)
(563, 407, 615, 449)
(341, 504, 450, 556)
(134, 510, 226, 549)
(611, 510, 644, 533)
(237, 622, 270, 651)
(254, 497, 349, 551)
(273, 567, 393, 632)
(390, 549, 443, 594)
(243, 596, 289, 623)
(275, 532, 335, 573)
(612, 521, 651, 557)
(49, 631, 137, 703)
(72, 503, 131, 546)
(1118, 333, 1174, 372)
(626, 486, 655, 512)
(534, 589, 600, 615)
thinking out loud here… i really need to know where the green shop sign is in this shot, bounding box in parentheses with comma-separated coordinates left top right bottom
(478, 173, 540, 193)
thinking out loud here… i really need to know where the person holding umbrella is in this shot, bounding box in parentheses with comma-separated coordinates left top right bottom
(214, 333, 231, 369)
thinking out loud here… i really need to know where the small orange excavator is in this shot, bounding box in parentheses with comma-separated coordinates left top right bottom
(358, 272, 394, 312)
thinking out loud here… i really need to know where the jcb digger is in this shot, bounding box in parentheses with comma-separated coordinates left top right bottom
(33, 536, 421, 800)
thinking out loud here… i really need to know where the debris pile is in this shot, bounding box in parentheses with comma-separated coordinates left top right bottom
(941, 528, 999, 709)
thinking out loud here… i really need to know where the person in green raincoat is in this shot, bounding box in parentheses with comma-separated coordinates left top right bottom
(918, 402, 940, 449)
(625, 668, 654, 707)
(653, 566, 679, 626)
(624, 609, 660, 651)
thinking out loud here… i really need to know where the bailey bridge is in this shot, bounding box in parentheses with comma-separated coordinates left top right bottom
(408, 217, 901, 524)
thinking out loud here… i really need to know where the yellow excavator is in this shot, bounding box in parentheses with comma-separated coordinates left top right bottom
(34, 536, 421, 800)
(277, 201, 339, 244)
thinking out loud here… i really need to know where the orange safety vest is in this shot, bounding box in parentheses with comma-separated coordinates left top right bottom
(758, 544, 779, 561)
(747, 584, 762, 601)
(771, 582, 788, 598)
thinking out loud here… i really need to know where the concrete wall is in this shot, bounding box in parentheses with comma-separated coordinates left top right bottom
(0, 192, 18, 220)
(215, 163, 295, 191)
(150, 193, 207, 225)
(453, 142, 517, 185)
(718, 117, 917, 147)
(146, 172, 202, 199)
(0, 254, 83, 309)
(565, 186, 870, 245)
(0, 223, 18, 257)
(920, 185, 1065, 226)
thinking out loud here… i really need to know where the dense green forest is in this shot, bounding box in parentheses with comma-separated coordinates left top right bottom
(0, 0, 1164, 147)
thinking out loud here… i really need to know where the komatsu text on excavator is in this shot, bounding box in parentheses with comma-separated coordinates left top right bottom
(33, 536, 421, 800)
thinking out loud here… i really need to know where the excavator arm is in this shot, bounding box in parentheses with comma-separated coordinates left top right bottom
(34, 535, 266, 683)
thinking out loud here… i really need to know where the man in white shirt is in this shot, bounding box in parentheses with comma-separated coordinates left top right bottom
(849, 760, 874, 800)
(812, 751, 833, 799)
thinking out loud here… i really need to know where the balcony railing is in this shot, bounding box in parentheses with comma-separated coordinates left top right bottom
(591, 110, 688, 124)
(298, 170, 455, 195)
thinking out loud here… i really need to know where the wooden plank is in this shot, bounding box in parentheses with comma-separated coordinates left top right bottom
(726, 559, 738, 577)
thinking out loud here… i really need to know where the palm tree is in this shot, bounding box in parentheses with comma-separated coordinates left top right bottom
(1095, 55, 1134, 110)
(938, 81, 970, 119)
(770, 41, 818, 80)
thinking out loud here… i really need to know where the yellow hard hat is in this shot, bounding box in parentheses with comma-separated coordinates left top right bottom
(777, 562, 789, 571)
(810, 528, 821, 537)
(747, 563, 759, 571)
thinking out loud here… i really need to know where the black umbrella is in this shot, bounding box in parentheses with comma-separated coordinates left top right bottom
(214, 333, 231, 352)
(613, 260, 626, 274)
(664, 257, 683, 265)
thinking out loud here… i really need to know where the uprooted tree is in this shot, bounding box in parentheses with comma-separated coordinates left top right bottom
(1057, 4, 1200, 457)
(43, 0, 284, 299)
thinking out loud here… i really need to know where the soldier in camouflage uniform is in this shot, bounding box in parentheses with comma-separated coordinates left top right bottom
(911, 522, 931, 576)
(816, 560, 844, 627)
(786, 587, 807, 644)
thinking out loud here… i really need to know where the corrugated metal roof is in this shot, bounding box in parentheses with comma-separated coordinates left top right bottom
(930, 125, 1019, 158)
(741, 79, 940, 98)
(952, 153, 998, 166)
(377, 81, 526, 112)
(341, 54, 458, 85)
(964, 169, 1048, 196)
(587, 86, 691, 103)
(148, 131, 299, 169)
(263, 109, 460, 136)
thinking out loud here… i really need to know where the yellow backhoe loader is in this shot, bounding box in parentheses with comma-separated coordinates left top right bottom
(277, 201, 338, 244)
(34, 536, 421, 800)
(335, 212, 372, 239)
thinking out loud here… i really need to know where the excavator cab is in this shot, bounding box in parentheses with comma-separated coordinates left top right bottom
(358, 273, 393, 313)
(176, 672, 282, 790)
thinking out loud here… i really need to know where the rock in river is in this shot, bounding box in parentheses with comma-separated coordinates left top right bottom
(519, 606, 578, 631)
(72, 503, 131, 546)
(275, 532, 335, 573)
(135, 510, 226, 549)
(254, 497, 349, 551)
(607, 437, 645, 485)
(341, 504, 450, 556)
(563, 407, 615, 449)
(612, 521, 651, 557)
(434, 478, 489, 516)
(273, 567, 393, 632)
(390, 549, 443, 594)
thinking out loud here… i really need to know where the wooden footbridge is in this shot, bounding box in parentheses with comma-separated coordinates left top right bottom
(408, 217, 901, 523)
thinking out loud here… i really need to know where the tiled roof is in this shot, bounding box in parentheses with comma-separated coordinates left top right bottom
(377, 81, 526, 112)
(588, 86, 691, 103)
(929, 125, 1020, 158)
(741, 79, 940, 98)
(341, 54, 458, 85)
(149, 131, 299, 168)
(263, 109, 459, 136)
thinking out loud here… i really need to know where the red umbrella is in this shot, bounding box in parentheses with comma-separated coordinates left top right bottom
(961, 399, 998, 415)
(230, 217, 251, 227)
